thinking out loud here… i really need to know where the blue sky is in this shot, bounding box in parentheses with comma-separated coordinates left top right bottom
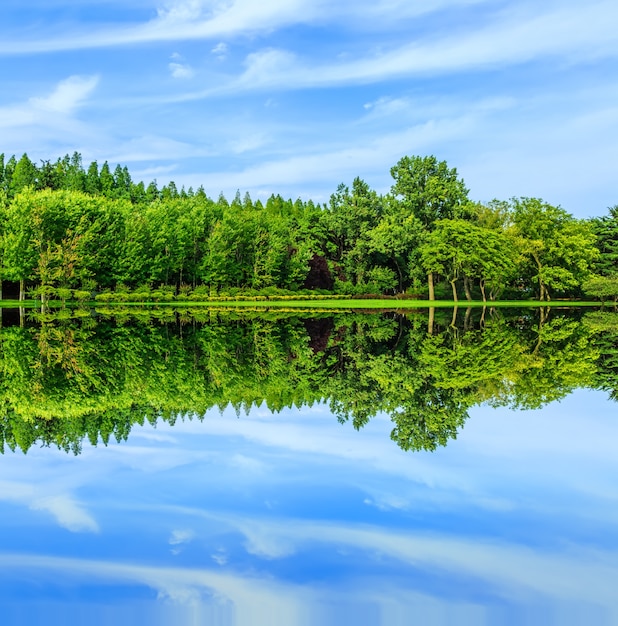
(0, 390, 617, 625)
(1, 0, 617, 216)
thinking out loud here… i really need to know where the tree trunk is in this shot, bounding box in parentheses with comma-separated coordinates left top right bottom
(428, 272, 435, 301)
(545, 287, 551, 301)
(19, 279, 25, 302)
(463, 276, 472, 301)
(451, 305, 458, 329)
(532, 253, 546, 301)
(464, 306, 472, 330)
(428, 307, 435, 335)
(539, 281, 550, 301)
(393, 258, 403, 293)
(450, 278, 458, 302)
(479, 279, 487, 302)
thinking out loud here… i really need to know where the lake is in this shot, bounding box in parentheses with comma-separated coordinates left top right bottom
(0, 307, 616, 625)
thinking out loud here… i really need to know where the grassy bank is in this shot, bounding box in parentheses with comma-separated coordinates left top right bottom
(31, 299, 609, 308)
(0, 298, 603, 310)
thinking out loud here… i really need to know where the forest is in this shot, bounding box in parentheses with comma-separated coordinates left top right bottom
(0, 307, 616, 455)
(0, 151, 617, 303)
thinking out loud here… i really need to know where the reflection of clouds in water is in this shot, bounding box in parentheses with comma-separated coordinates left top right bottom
(363, 495, 410, 511)
(31, 495, 99, 533)
(169, 529, 195, 555)
(143, 504, 618, 619)
(0, 392, 616, 623)
(0, 480, 98, 534)
(0, 554, 310, 626)
(0, 534, 615, 626)
(211, 548, 228, 565)
(134, 391, 618, 520)
(169, 529, 196, 546)
(178, 509, 618, 611)
(228, 454, 265, 473)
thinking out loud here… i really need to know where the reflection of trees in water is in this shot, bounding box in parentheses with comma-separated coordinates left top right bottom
(0, 307, 612, 455)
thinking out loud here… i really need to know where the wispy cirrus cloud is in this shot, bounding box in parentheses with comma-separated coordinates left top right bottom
(168, 52, 195, 79)
(0, 481, 99, 534)
(31, 495, 99, 533)
(0, 553, 313, 623)
(211, 41, 228, 60)
(0, 75, 99, 128)
(106, 1, 616, 109)
(0, 75, 101, 160)
(210, 2, 618, 95)
(0, 0, 322, 54)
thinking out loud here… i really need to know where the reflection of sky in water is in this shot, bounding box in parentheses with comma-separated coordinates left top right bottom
(0, 389, 617, 625)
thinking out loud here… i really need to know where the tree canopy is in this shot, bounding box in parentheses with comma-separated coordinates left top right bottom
(0, 150, 611, 303)
(0, 307, 611, 455)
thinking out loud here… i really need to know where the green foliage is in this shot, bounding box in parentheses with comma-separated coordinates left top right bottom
(511, 198, 599, 300)
(419, 219, 518, 301)
(0, 308, 611, 456)
(590, 206, 618, 276)
(390, 155, 470, 228)
(582, 275, 618, 303)
(0, 151, 610, 305)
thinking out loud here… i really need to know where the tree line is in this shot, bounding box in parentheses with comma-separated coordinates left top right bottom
(1, 151, 616, 301)
(0, 308, 614, 454)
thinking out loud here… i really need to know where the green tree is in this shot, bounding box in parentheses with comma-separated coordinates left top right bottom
(366, 194, 424, 293)
(419, 219, 518, 301)
(590, 206, 618, 277)
(388, 155, 470, 298)
(99, 162, 115, 197)
(323, 178, 383, 290)
(10, 154, 38, 196)
(511, 198, 599, 300)
(84, 161, 101, 195)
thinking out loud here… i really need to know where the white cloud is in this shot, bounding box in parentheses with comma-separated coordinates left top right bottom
(156, 0, 213, 23)
(151, 2, 618, 100)
(211, 41, 228, 59)
(237, 48, 299, 88)
(211, 548, 228, 565)
(362, 96, 412, 119)
(357, 0, 490, 20)
(0, 0, 322, 54)
(363, 494, 410, 511)
(228, 133, 269, 154)
(0, 480, 99, 534)
(1, 0, 617, 93)
(31, 495, 99, 533)
(169, 529, 195, 554)
(0, 75, 98, 128)
(239, 523, 297, 559)
(0, 554, 312, 625)
(169, 61, 195, 79)
(141, 501, 618, 614)
(228, 454, 265, 472)
(29, 75, 99, 113)
(169, 529, 196, 545)
(167, 113, 476, 196)
(202, 511, 618, 613)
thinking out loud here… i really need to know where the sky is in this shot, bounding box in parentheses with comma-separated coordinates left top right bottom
(0, 390, 617, 625)
(1, 0, 617, 216)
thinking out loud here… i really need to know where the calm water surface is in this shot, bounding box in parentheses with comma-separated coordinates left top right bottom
(0, 308, 616, 625)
